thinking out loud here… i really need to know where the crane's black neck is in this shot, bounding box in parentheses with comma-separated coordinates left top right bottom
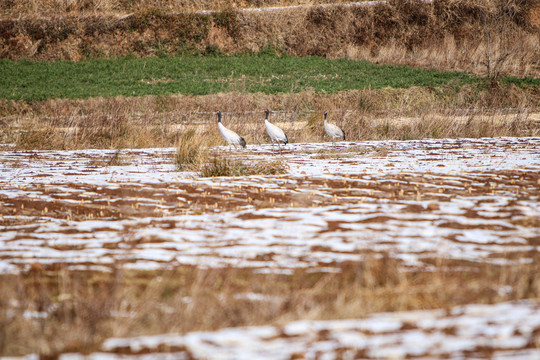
(324, 112, 327, 121)
(217, 111, 222, 123)
(265, 111, 269, 120)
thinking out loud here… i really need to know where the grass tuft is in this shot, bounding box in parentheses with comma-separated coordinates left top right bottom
(306, 111, 325, 139)
(199, 155, 287, 177)
(107, 149, 125, 166)
(176, 128, 208, 171)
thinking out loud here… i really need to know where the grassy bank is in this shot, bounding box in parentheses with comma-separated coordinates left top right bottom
(0, 54, 488, 101)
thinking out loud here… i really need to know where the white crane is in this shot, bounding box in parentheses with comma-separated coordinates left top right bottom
(264, 109, 288, 149)
(216, 110, 246, 149)
(323, 111, 345, 143)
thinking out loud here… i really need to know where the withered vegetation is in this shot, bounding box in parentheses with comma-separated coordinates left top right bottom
(1, 257, 539, 357)
(198, 155, 288, 177)
(0, 0, 360, 17)
(1, 84, 539, 150)
(174, 123, 287, 176)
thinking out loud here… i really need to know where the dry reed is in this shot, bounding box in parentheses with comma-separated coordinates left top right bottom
(2, 84, 539, 150)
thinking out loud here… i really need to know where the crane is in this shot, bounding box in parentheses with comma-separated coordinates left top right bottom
(264, 109, 288, 149)
(216, 110, 246, 149)
(323, 111, 345, 143)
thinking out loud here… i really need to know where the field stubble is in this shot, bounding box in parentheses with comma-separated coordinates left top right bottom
(1, 260, 539, 357)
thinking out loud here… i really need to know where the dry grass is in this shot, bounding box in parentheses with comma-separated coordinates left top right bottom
(175, 127, 209, 170)
(1, 97, 182, 150)
(199, 155, 288, 177)
(174, 119, 287, 176)
(1, 0, 539, 77)
(1, 256, 539, 357)
(0, 0, 360, 18)
(2, 84, 539, 151)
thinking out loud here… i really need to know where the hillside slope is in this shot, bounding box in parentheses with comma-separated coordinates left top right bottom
(1, 0, 539, 77)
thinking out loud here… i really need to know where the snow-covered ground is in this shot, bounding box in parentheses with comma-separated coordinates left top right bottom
(16, 300, 536, 360)
(0, 137, 539, 274)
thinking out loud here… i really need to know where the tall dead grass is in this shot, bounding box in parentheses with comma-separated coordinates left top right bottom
(2, 83, 539, 150)
(1, 0, 538, 77)
(175, 127, 209, 170)
(2, 96, 183, 150)
(0, 0, 360, 18)
(1, 256, 539, 357)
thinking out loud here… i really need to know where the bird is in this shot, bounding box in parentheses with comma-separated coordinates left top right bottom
(323, 111, 345, 143)
(216, 110, 246, 150)
(264, 109, 288, 149)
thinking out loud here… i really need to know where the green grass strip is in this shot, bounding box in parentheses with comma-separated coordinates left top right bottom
(0, 54, 506, 101)
(502, 76, 540, 88)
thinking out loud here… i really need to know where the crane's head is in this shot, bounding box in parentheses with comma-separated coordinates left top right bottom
(216, 110, 222, 122)
(324, 111, 327, 116)
(264, 109, 269, 119)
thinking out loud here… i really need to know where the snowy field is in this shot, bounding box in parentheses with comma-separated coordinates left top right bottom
(1, 136, 540, 359)
(1, 137, 539, 274)
(9, 300, 540, 360)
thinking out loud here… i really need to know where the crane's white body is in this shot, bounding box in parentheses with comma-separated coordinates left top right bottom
(217, 111, 246, 149)
(323, 112, 345, 142)
(264, 110, 288, 147)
